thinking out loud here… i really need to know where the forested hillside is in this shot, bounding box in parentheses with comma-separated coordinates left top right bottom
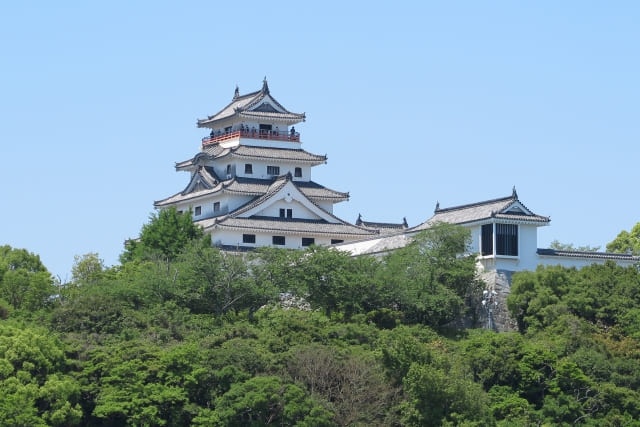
(2, 212, 640, 426)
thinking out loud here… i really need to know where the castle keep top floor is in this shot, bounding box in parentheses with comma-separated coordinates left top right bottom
(197, 78, 306, 151)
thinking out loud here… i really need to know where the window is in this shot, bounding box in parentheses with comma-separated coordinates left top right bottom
(331, 239, 344, 244)
(287, 208, 292, 218)
(194, 206, 201, 216)
(224, 126, 232, 133)
(496, 224, 518, 256)
(259, 124, 272, 135)
(243, 234, 256, 244)
(267, 165, 280, 175)
(226, 164, 232, 175)
(272, 236, 285, 246)
(244, 164, 253, 174)
(177, 210, 183, 215)
(302, 237, 315, 247)
(214, 202, 220, 212)
(481, 224, 493, 256)
(294, 167, 302, 178)
(279, 208, 285, 218)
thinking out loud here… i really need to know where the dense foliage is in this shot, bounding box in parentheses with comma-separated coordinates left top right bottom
(2, 219, 640, 425)
(607, 222, 640, 255)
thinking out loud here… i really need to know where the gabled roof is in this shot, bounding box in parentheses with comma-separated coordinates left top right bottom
(154, 175, 348, 207)
(176, 145, 327, 171)
(197, 79, 306, 128)
(195, 173, 375, 237)
(412, 187, 550, 230)
(154, 166, 223, 206)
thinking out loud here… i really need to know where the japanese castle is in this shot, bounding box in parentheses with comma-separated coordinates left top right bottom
(154, 79, 379, 249)
(155, 79, 639, 271)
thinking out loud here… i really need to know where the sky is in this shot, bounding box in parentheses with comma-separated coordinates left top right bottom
(1, 2, 639, 280)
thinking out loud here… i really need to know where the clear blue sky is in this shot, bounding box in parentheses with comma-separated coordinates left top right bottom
(1, 2, 639, 280)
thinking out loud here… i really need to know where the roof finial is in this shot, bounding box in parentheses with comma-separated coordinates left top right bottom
(356, 213, 362, 225)
(512, 186, 518, 199)
(403, 217, 408, 227)
(233, 85, 239, 99)
(262, 77, 269, 94)
(435, 201, 440, 212)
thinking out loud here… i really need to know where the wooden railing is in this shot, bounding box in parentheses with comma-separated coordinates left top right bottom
(202, 130, 300, 146)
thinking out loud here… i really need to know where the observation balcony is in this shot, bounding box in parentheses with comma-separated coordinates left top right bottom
(202, 129, 300, 147)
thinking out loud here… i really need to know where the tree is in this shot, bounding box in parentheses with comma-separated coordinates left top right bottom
(120, 207, 206, 263)
(549, 240, 600, 252)
(70, 252, 105, 287)
(380, 223, 481, 326)
(0, 245, 55, 311)
(606, 222, 640, 255)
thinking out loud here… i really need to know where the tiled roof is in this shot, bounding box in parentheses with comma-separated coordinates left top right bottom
(356, 214, 408, 234)
(197, 80, 305, 128)
(176, 145, 327, 170)
(154, 176, 348, 207)
(198, 216, 376, 237)
(537, 248, 640, 262)
(334, 232, 413, 256)
(412, 189, 550, 230)
(154, 166, 222, 206)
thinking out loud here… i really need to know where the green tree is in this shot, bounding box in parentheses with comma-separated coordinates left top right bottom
(607, 222, 640, 255)
(549, 239, 600, 252)
(195, 376, 334, 426)
(0, 245, 55, 311)
(70, 252, 105, 287)
(381, 223, 481, 326)
(121, 207, 206, 263)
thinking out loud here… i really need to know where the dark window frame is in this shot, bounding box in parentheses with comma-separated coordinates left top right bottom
(244, 163, 253, 174)
(294, 167, 302, 177)
(243, 234, 256, 244)
(194, 206, 202, 216)
(267, 165, 280, 175)
(302, 237, 315, 247)
(214, 202, 220, 212)
(272, 235, 285, 246)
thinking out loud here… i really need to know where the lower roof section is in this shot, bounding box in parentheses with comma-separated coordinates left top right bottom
(195, 216, 377, 238)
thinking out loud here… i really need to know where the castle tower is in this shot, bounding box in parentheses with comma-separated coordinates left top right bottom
(154, 80, 376, 249)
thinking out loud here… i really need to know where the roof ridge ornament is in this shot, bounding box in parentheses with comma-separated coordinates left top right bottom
(435, 201, 440, 212)
(512, 186, 518, 200)
(403, 217, 408, 227)
(233, 85, 239, 99)
(262, 77, 269, 95)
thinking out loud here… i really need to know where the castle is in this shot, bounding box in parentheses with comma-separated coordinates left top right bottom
(156, 80, 639, 272)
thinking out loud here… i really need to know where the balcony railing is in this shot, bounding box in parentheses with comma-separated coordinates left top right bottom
(202, 129, 300, 146)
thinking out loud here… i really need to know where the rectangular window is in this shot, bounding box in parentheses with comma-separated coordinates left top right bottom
(287, 208, 292, 218)
(224, 126, 232, 133)
(279, 208, 285, 218)
(177, 210, 183, 215)
(259, 124, 272, 135)
(214, 202, 220, 212)
(294, 167, 302, 178)
(331, 239, 344, 244)
(496, 224, 518, 256)
(244, 164, 253, 174)
(226, 164, 232, 175)
(272, 236, 285, 246)
(194, 206, 201, 216)
(302, 237, 315, 247)
(243, 234, 256, 244)
(267, 165, 280, 175)
(481, 224, 493, 256)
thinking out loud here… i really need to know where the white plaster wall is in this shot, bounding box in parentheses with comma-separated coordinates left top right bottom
(209, 229, 335, 249)
(254, 200, 324, 220)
